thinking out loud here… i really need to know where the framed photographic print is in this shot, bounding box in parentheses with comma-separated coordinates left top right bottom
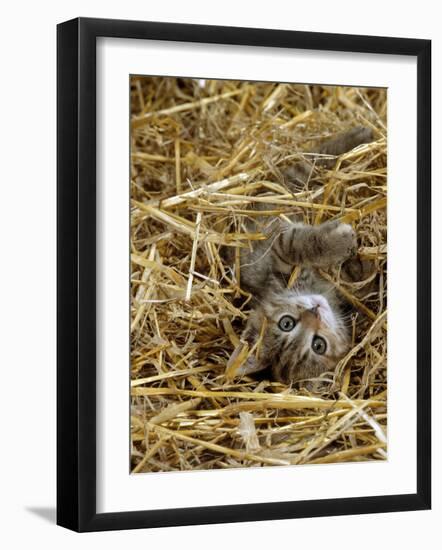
(57, 17, 431, 532)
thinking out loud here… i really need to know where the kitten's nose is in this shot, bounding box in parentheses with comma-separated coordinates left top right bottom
(308, 305, 320, 318)
(301, 306, 321, 329)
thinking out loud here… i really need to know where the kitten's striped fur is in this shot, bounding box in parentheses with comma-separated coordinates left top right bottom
(231, 127, 374, 389)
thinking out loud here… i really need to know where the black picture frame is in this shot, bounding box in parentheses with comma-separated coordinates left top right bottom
(57, 17, 431, 532)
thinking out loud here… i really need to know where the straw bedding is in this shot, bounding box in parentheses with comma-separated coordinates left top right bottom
(130, 77, 387, 473)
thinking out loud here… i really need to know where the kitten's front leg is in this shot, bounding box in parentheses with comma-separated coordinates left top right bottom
(273, 220, 357, 268)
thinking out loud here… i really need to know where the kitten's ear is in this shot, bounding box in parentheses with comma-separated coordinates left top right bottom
(225, 310, 267, 379)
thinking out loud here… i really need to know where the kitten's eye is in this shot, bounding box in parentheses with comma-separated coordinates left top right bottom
(278, 315, 296, 332)
(312, 335, 327, 355)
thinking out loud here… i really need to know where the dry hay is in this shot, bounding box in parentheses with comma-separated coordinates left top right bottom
(130, 77, 387, 473)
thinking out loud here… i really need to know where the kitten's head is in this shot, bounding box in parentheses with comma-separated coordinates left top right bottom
(239, 290, 350, 387)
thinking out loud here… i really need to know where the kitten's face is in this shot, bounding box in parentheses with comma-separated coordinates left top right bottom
(243, 291, 350, 386)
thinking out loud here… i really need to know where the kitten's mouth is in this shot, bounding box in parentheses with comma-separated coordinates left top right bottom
(311, 294, 330, 311)
(289, 293, 335, 329)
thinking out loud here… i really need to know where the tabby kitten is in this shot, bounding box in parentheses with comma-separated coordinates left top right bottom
(230, 127, 374, 389)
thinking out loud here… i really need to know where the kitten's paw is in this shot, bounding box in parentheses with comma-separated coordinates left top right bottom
(322, 223, 357, 264)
